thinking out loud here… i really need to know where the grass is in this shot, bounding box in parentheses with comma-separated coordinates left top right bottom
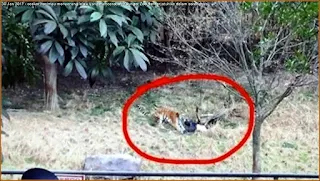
(1, 76, 319, 180)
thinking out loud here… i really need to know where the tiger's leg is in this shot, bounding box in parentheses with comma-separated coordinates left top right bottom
(158, 119, 172, 133)
(154, 115, 167, 129)
(159, 118, 168, 129)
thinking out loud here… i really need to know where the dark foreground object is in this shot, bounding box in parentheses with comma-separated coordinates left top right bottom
(183, 120, 198, 133)
(21, 168, 58, 180)
(3, 169, 318, 180)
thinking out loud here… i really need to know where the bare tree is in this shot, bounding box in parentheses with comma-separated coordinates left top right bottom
(149, 2, 318, 175)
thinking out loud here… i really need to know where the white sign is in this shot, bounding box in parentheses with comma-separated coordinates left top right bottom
(56, 174, 85, 180)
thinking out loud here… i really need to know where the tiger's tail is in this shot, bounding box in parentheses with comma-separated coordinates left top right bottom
(136, 103, 160, 126)
(136, 104, 149, 116)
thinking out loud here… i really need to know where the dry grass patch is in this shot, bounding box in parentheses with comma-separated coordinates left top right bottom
(128, 81, 248, 160)
(1, 81, 318, 180)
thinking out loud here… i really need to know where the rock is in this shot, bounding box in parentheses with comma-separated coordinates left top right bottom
(83, 154, 142, 180)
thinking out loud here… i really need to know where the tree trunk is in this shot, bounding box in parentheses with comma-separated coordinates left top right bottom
(252, 118, 263, 179)
(41, 54, 59, 111)
(162, 6, 171, 48)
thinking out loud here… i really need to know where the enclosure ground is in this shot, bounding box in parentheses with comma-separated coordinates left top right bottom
(1, 71, 319, 180)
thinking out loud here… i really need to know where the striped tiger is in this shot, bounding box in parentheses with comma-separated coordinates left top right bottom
(136, 104, 197, 134)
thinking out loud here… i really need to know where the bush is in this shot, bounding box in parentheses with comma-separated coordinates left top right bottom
(2, 6, 40, 88)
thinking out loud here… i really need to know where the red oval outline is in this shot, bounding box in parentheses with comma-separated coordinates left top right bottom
(122, 73, 255, 164)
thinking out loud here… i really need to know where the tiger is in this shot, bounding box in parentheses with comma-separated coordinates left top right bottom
(136, 104, 198, 134)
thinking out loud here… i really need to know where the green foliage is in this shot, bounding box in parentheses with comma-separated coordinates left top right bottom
(2, 6, 40, 88)
(242, 2, 317, 39)
(14, 2, 162, 86)
(15, 5, 92, 79)
(240, 2, 318, 73)
(285, 50, 310, 73)
(87, 40, 115, 86)
(77, 2, 161, 85)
